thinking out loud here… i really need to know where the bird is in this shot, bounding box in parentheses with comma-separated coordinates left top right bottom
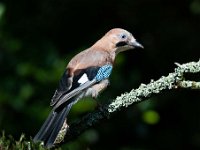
(33, 28, 143, 148)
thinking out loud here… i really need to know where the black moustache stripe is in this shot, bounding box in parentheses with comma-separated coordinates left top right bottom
(116, 41, 128, 47)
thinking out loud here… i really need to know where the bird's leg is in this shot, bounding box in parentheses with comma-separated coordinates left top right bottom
(85, 79, 110, 99)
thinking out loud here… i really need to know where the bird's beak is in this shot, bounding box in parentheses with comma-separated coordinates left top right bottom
(129, 40, 144, 49)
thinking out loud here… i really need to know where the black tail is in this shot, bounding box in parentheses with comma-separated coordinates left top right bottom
(33, 102, 73, 148)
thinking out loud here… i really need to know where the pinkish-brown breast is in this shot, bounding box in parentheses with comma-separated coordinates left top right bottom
(67, 48, 115, 72)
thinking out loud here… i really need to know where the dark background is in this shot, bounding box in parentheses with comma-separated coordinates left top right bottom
(0, 0, 200, 149)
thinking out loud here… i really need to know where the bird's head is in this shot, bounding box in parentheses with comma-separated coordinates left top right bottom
(93, 28, 143, 54)
(105, 28, 143, 53)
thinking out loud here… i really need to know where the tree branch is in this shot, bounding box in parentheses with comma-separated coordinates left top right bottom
(57, 59, 200, 147)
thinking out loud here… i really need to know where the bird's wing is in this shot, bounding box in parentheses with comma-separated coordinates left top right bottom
(52, 64, 113, 111)
(50, 66, 101, 106)
(50, 49, 113, 107)
(52, 79, 96, 111)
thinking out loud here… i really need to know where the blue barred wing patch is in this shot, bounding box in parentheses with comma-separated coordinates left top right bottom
(95, 65, 113, 82)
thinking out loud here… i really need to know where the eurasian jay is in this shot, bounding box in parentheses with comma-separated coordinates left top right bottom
(33, 28, 143, 148)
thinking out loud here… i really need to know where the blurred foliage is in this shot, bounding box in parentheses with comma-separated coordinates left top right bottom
(142, 110, 160, 125)
(0, 0, 200, 149)
(0, 132, 49, 150)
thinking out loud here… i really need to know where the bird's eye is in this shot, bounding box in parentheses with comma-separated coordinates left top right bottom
(119, 33, 127, 39)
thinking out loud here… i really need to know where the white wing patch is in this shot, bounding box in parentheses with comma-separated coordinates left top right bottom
(78, 73, 89, 85)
